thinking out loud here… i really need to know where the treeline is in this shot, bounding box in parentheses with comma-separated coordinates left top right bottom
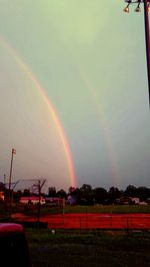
(1, 182, 150, 205)
(47, 184, 150, 205)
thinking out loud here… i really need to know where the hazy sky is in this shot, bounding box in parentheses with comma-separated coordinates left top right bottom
(0, 1, 150, 192)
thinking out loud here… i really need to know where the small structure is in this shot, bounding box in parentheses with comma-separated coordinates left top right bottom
(130, 197, 140, 204)
(45, 197, 63, 206)
(115, 196, 147, 205)
(20, 196, 45, 205)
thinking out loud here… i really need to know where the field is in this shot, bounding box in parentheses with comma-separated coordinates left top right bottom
(16, 204, 150, 266)
(26, 229, 150, 267)
(2, 204, 150, 266)
(6, 204, 150, 231)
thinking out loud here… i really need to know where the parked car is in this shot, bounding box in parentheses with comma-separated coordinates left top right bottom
(0, 223, 31, 267)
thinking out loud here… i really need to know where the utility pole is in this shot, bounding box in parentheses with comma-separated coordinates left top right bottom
(8, 148, 16, 218)
(143, 0, 150, 105)
(3, 174, 6, 204)
(4, 173, 6, 186)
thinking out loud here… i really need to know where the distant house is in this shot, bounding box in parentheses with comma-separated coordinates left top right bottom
(45, 197, 64, 206)
(20, 196, 46, 205)
(115, 197, 131, 205)
(115, 196, 147, 205)
(128, 197, 147, 205)
(130, 197, 140, 204)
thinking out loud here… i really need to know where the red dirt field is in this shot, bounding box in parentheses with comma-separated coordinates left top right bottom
(12, 213, 150, 230)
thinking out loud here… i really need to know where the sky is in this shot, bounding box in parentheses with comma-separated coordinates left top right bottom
(0, 0, 150, 193)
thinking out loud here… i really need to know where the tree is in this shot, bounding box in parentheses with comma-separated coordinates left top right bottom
(48, 187, 56, 197)
(56, 189, 67, 199)
(22, 189, 30, 196)
(108, 187, 122, 203)
(68, 186, 76, 194)
(137, 186, 150, 201)
(80, 184, 94, 205)
(13, 190, 22, 202)
(124, 185, 138, 197)
(69, 187, 82, 204)
(93, 187, 108, 204)
(0, 182, 4, 191)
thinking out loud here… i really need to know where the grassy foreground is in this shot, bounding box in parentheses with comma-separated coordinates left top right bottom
(26, 229, 150, 267)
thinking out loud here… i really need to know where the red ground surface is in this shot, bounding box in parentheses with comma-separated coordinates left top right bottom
(12, 213, 150, 230)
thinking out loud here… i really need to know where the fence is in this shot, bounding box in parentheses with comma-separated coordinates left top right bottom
(46, 214, 150, 231)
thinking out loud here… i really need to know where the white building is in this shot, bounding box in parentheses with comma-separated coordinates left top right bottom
(20, 196, 46, 205)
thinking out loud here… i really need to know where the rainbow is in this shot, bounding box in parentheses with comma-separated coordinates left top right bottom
(0, 36, 76, 187)
(78, 66, 121, 186)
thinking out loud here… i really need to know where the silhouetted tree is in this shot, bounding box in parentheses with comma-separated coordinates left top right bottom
(80, 184, 94, 205)
(0, 182, 4, 191)
(137, 186, 150, 201)
(56, 189, 67, 199)
(124, 185, 138, 197)
(108, 186, 122, 203)
(48, 187, 56, 197)
(68, 186, 76, 194)
(69, 187, 82, 204)
(22, 189, 30, 196)
(13, 190, 22, 202)
(93, 187, 108, 204)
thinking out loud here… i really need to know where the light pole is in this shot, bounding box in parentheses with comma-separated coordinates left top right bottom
(123, 0, 150, 106)
(8, 148, 16, 217)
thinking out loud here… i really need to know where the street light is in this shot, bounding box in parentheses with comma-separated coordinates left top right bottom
(123, 1, 131, 13)
(123, 0, 150, 106)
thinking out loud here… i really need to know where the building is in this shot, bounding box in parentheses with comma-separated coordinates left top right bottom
(45, 197, 64, 206)
(20, 196, 46, 205)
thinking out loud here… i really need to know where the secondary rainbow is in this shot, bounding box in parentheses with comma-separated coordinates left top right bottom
(78, 65, 121, 186)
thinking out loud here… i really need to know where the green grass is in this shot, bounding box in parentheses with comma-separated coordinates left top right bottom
(24, 204, 150, 216)
(1, 203, 150, 266)
(62, 204, 150, 214)
(26, 229, 150, 267)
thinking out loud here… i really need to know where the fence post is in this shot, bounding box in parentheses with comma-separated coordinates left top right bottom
(110, 214, 112, 229)
(126, 217, 129, 234)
